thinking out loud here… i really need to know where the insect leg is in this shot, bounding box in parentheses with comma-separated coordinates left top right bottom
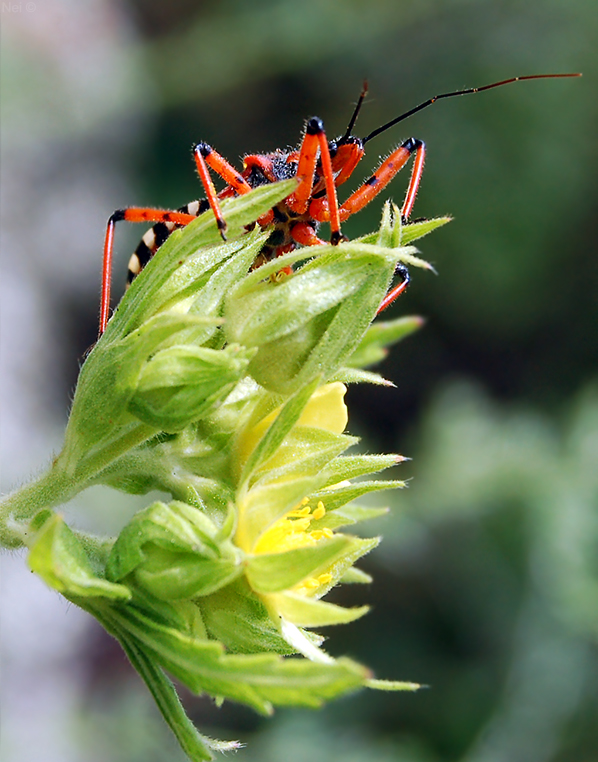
(287, 119, 323, 214)
(289, 118, 344, 245)
(100, 207, 197, 335)
(376, 264, 411, 314)
(192, 143, 252, 240)
(290, 221, 327, 246)
(336, 138, 426, 222)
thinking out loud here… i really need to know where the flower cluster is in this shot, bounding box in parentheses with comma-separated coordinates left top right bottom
(1, 181, 449, 761)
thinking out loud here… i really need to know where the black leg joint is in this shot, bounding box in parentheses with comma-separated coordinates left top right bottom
(330, 231, 348, 246)
(194, 142, 212, 158)
(402, 137, 424, 153)
(306, 117, 325, 135)
(109, 209, 126, 223)
(395, 263, 410, 285)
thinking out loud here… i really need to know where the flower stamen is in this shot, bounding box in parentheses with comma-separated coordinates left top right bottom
(253, 499, 333, 556)
(313, 501, 326, 520)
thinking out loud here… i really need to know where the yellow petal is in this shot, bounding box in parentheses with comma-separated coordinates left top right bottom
(236, 382, 348, 468)
(297, 382, 348, 434)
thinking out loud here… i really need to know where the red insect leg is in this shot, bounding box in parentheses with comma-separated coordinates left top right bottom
(100, 207, 197, 334)
(193, 143, 252, 238)
(329, 141, 365, 188)
(290, 222, 327, 246)
(316, 129, 344, 244)
(309, 138, 426, 225)
(400, 139, 426, 220)
(287, 123, 321, 213)
(339, 138, 426, 222)
(100, 144, 255, 334)
(288, 117, 344, 244)
(376, 265, 410, 315)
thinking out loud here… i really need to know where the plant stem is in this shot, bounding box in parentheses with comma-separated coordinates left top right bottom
(0, 466, 78, 548)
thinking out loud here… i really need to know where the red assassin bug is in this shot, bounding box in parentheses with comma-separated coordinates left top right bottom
(99, 73, 580, 335)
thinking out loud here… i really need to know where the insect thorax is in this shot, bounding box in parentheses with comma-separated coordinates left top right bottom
(242, 149, 320, 265)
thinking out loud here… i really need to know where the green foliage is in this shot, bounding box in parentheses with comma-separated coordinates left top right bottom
(4, 1, 596, 759)
(1, 190, 435, 760)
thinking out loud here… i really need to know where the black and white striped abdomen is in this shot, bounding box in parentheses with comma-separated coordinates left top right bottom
(126, 198, 210, 284)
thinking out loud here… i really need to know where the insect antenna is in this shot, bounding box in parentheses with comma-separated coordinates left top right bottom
(362, 72, 582, 145)
(339, 81, 369, 143)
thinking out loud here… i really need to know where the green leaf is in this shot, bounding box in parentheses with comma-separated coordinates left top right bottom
(311, 504, 389, 531)
(95, 607, 239, 761)
(226, 241, 410, 394)
(331, 368, 394, 385)
(123, 587, 209, 640)
(245, 534, 354, 593)
(106, 501, 240, 601)
(340, 566, 373, 584)
(366, 678, 424, 692)
(218, 179, 299, 235)
(200, 580, 295, 655)
(58, 311, 222, 484)
(105, 180, 298, 340)
(269, 591, 369, 627)
(356, 204, 450, 247)
(250, 261, 394, 394)
(318, 453, 404, 487)
(334, 504, 390, 524)
(226, 248, 388, 347)
(399, 216, 452, 245)
(252, 427, 358, 488)
(320, 535, 380, 592)
(117, 633, 223, 761)
(156, 229, 273, 350)
(135, 549, 242, 600)
(106, 604, 368, 713)
(374, 199, 400, 249)
(392, 248, 437, 271)
(347, 315, 425, 368)
(27, 511, 131, 601)
(163, 231, 269, 316)
(312, 480, 406, 512)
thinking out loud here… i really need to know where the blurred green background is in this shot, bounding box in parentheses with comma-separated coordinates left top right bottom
(1, 1, 597, 761)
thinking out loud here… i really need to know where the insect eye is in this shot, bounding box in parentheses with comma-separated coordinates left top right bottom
(335, 135, 361, 149)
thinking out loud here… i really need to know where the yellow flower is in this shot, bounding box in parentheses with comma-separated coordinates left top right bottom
(232, 381, 379, 661)
(236, 381, 348, 472)
(254, 499, 335, 593)
(234, 382, 348, 554)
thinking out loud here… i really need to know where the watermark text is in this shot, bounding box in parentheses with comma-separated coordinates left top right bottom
(2, 3, 36, 12)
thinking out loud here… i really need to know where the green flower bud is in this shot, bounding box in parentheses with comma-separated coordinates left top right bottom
(25, 183, 297, 505)
(225, 243, 403, 394)
(106, 500, 242, 600)
(129, 344, 256, 432)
